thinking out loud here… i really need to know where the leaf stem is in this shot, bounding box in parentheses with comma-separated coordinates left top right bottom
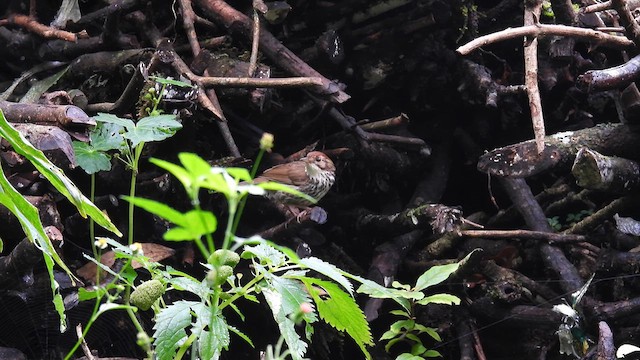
(127, 142, 145, 245)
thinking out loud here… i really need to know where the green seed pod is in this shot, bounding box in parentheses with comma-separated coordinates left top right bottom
(209, 249, 240, 268)
(130, 280, 164, 311)
(206, 265, 234, 287)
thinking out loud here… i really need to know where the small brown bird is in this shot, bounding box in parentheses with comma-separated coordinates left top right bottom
(254, 151, 336, 209)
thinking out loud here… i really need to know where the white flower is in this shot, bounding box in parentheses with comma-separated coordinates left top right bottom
(94, 237, 109, 250)
(129, 242, 144, 255)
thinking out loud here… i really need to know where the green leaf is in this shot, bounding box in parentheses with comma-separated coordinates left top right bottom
(226, 167, 252, 182)
(242, 243, 287, 267)
(424, 349, 443, 357)
(0, 160, 73, 331)
(396, 353, 424, 360)
(153, 300, 193, 360)
(301, 278, 373, 358)
(73, 141, 112, 174)
(178, 152, 213, 180)
(151, 76, 195, 88)
(124, 115, 182, 148)
(0, 110, 122, 236)
(414, 250, 477, 291)
(20, 67, 68, 103)
(258, 181, 317, 204)
(385, 337, 403, 353)
(390, 309, 410, 317)
(168, 277, 211, 300)
(411, 342, 428, 356)
(391, 319, 415, 332)
(90, 122, 126, 152)
(299, 257, 353, 295)
(416, 293, 460, 306)
(423, 327, 441, 342)
(150, 158, 193, 193)
(348, 273, 418, 311)
(163, 209, 217, 241)
(414, 263, 459, 292)
(380, 327, 401, 341)
(262, 278, 309, 360)
(122, 196, 185, 226)
(228, 325, 254, 348)
(191, 303, 228, 360)
(94, 113, 135, 130)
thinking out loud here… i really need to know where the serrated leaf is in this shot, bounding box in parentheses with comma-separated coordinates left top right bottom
(299, 257, 353, 295)
(228, 325, 254, 347)
(191, 303, 228, 360)
(242, 243, 287, 267)
(273, 276, 317, 323)
(0, 111, 121, 236)
(348, 274, 416, 311)
(262, 280, 308, 360)
(153, 300, 194, 360)
(169, 277, 211, 300)
(301, 278, 373, 358)
(416, 293, 460, 306)
(73, 141, 112, 174)
(124, 115, 182, 148)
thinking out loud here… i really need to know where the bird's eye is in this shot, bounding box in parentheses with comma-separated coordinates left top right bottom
(316, 156, 322, 162)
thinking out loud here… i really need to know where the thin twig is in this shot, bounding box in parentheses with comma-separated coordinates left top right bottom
(583, 1, 612, 13)
(178, 0, 201, 57)
(0, 14, 77, 41)
(456, 23, 633, 55)
(611, 0, 640, 46)
(76, 324, 97, 360)
(524, 1, 545, 154)
(248, 0, 264, 77)
(460, 229, 586, 243)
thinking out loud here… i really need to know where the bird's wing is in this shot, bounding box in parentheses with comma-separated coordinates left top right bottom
(255, 161, 308, 186)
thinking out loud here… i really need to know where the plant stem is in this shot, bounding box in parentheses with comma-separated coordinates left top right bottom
(222, 199, 237, 250)
(64, 295, 102, 360)
(127, 143, 145, 245)
(174, 332, 198, 360)
(218, 271, 264, 310)
(194, 202, 214, 256)
(89, 173, 96, 253)
(232, 148, 265, 234)
(124, 286, 152, 357)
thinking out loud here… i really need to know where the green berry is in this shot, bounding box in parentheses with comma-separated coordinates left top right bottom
(130, 280, 164, 311)
(206, 265, 234, 287)
(209, 249, 240, 268)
